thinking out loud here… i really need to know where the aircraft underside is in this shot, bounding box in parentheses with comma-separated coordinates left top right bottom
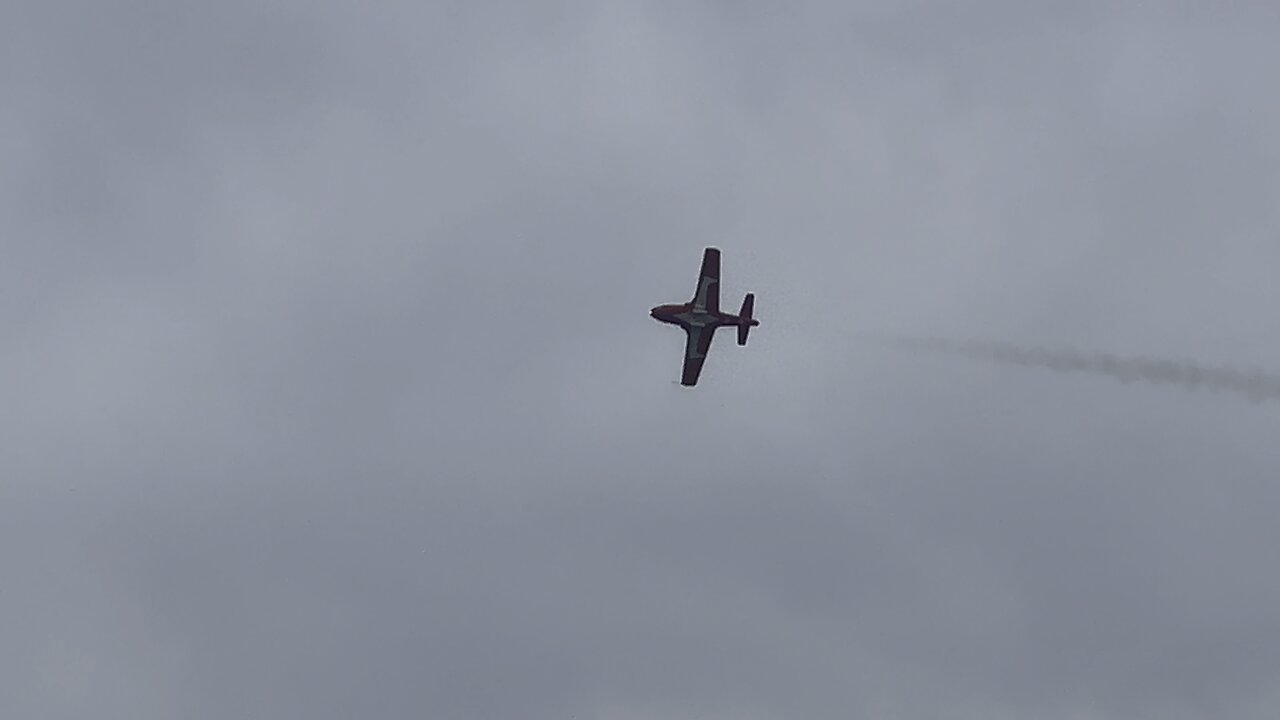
(650, 247, 759, 386)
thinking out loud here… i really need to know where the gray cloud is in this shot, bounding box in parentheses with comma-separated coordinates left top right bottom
(5, 1, 1280, 719)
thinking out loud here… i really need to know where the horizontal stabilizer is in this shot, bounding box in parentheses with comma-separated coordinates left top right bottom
(737, 293, 756, 345)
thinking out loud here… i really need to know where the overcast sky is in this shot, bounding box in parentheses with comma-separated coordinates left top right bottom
(4, 1, 1280, 718)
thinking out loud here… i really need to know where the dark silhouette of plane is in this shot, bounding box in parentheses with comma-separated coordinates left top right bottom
(650, 247, 759, 386)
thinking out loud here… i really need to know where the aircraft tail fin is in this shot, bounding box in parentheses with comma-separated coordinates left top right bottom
(737, 293, 757, 345)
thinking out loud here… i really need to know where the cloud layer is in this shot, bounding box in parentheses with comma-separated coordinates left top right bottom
(5, 2, 1280, 719)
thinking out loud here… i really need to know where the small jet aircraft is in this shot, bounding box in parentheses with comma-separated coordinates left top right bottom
(650, 247, 759, 386)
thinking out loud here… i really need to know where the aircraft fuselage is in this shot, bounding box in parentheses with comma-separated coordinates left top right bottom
(650, 303, 742, 330)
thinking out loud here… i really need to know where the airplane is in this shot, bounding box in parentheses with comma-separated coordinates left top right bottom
(650, 247, 760, 386)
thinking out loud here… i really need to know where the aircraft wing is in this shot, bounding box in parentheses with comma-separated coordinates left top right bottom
(691, 247, 720, 314)
(680, 325, 716, 386)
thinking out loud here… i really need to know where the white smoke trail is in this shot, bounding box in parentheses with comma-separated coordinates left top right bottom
(868, 333, 1280, 404)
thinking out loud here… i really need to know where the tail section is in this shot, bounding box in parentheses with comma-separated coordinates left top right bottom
(737, 293, 758, 345)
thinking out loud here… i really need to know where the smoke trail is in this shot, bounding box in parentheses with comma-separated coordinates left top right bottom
(866, 333, 1280, 404)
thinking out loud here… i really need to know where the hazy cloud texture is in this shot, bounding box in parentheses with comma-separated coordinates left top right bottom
(5, 2, 1280, 718)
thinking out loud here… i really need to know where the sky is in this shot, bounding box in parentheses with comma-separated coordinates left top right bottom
(4, 1, 1280, 718)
